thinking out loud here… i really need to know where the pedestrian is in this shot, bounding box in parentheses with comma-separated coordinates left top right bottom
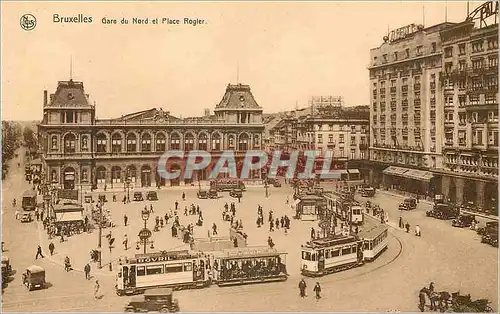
(113, 194, 116, 202)
(212, 223, 218, 235)
(311, 227, 316, 240)
(175, 201, 179, 210)
(267, 236, 275, 248)
(84, 263, 91, 280)
(184, 206, 188, 216)
(94, 280, 101, 299)
(124, 214, 128, 226)
(104, 184, 107, 191)
(35, 245, 44, 259)
(40, 211, 44, 222)
(48, 241, 55, 255)
(298, 279, 307, 298)
(123, 196, 127, 204)
(164, 213, 169, 224)
(398, 216, 403, 229)
(415, 225, 421, 237)
(286, 197, 289, 205)
(182, 192, 186, 201)
(64, 256, 71, 271)
(15, 209, 20, 220)
(150, 204, 153, 213)
(123, 234, 128, 250)
(405, 222, 410, 233)
(269, 220, 274, 232)
(313, 282, 321, 300)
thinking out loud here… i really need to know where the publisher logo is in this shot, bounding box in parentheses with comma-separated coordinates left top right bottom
(20, 14, 36, 31)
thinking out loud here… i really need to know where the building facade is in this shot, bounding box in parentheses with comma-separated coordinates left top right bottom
(38, 80, 265, 190)
(437, 2, 498, 213)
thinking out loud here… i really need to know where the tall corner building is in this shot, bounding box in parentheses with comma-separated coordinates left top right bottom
(368, 1, 498, 214)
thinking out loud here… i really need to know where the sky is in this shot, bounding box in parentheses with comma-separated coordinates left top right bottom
(1, 1, 482, 120)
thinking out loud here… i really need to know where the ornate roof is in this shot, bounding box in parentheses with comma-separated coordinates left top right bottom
(113, 108, 180, 122)
(215, 84, 262, 111)
(46, 80, 91, 108)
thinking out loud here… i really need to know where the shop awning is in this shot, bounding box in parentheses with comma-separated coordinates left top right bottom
(403, 169, 434, 182)
(55, 211, 83, 223)
(383, 166, 409, 176)
(347, 169, 360, 174)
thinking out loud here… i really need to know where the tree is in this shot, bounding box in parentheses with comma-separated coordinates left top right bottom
(2, 121, 22, 179)
(23, 126, 37, 151)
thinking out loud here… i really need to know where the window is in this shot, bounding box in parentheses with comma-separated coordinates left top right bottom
(472, 112, 479, 122)
(445, 112, 454, 121)
(165, 264, 184, 273)
(402, 78, 408, 85)
(81, 169, 88, 182)
(472, 59, 484, 69)
(302, 251, 311, 260)
(64, 134, 76, 153)
(341, 246, 351, 255)
(97, 134, 107, 153)
(391, 80, 396, 87)
(350, 136, 356, 145)
(445, 62, 453, 73)
(416, 45, 423, 55)
(96, 167, 106, 184)
(381, 81, 386, 88)
(488, 111, 498, 122)
(458, 131, 466, 145)
(383, 54, 388, 63)
(445, 96, 454, 106)
(328, 134, 334, 143)
(489, 56, 498, 68)
(458, 79, 466, 89)
(51, 135, 58, 150)
(184, 263, 193, 272)
(137, 266, 146, 276)
(317, 134, 323, 144)
(212, 134, 221, 151)
(126, 134, 137, 152)
(474, 130, 483, 145)
(459, 43, 466, 55)
(472, 40, 483, 53)
(488, 131, 498, 146)
(141, 133, 152, 152)
(469, 95, 480, 105)
(339, 134, 344, 143)
(156, 134, 166, 152)
(487, 37, 498, 50)
(51, 169, 58, 182)
(444, 47, 453, 58)
(111, 134, 122, 153)
(486, 94, 497, 105)
(146, 265, 164, 275)
(350, 149, 356, 159)
(405, 48, 410, 58)
(459, 113, 466, 124)
(431, 42, 437, 53)
(414, 76, 421, 84)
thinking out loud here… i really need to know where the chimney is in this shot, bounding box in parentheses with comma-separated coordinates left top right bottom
(43, 90, 48, 106)
(204, 108, 210, 117)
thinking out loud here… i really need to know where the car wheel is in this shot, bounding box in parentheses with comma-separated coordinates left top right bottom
(27, 283, 32, 291)
(160, 307, 169, 312)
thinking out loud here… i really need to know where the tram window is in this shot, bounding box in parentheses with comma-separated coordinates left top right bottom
(351, 245, 357, 253)
(184, 262, 192, 271)
(146, 265, 164, 275)
(325, 250, 330, 258)
(342, 246, 351, 255)
(137, 266, 146, 276)
(332, 249, 340, 257)
(165, 263, 184, 273)
(302, 251, 311, 260)
(311, 253, 317, 262)
(369, 241, 373, 250)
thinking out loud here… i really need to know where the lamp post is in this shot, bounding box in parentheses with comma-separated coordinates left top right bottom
(138, 208, 152, 254)
(97, 199, 103, 269)
(265, 181, 269, 198)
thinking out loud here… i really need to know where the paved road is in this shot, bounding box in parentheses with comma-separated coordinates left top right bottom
(2, 149, 497, 312)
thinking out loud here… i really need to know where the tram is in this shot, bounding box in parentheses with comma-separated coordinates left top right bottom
(359, 224, 388, 261)
(115, 250, 209, 295)
(300, 222, 388, 277)
(115, 246, 288, 295)
(324, 192, 363, 225)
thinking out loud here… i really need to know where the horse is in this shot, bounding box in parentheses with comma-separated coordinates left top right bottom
(423, 288, 451, 312)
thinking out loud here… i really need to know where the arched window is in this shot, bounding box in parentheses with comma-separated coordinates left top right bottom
(212, 133, 221, 151)
(127, 133, 137, 152)
(171, 133, 181, 150)
(126, 165, 137, 183)
(111, 166, 122, 183)
(198, 133, 208, 151)
(96, 166, 106, 184)
(96, 134, 107, 153)
(112, 133, 122, 153)
(238, 133, 249, 151)
(142, 133, 152, 152)
(64, 134, 76, 153)
(156, 133, 166, 152)
(51, 135, 58, 150)
(185, 133, 195, 151)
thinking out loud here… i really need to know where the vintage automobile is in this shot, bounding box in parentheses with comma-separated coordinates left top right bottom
(404, 197, 417, 209)
(146, 191, 158, 201)
(361, 187, 375, 197)
(84, 195, 94, 203)
(477, 221, 499, 236)
(133, 192, 144, 201)
(481, 232, 498, 247)
(229, 189, 243, 198)
(197, 190, 209, 199)
(22, 265, 46, 291)
(21, 213, 32, 223)
(98, 194, 107, 203)
(208, 189, 218, 199)
(426, 204, 459, 220)
(267, 178, 281, 187)
(452, 214, 476, 228)
(124, 288, 180, 313)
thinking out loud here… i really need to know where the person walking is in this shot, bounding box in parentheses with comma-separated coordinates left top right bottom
(64, 256, 71, 272)
(182, 192, 186, 201)
(48, 242, 55, 256)
(84, 263, 91, 280)
(415, 225, 421, 237)
(212, 223, 218, 236)
(94, 280, 101, 299)
(15, 209, 20, 220)
(313, 282, 322, 300)
(123, 234, 128, 250)
(123, 214, 128, 226)
(35, 245, 44, 259)
(175, 201, 179, 210)
(398, 216, 403, 229)
(298, 279, 307, 298)
(150, 204, 154, 213)
(405, 222, 410, 233)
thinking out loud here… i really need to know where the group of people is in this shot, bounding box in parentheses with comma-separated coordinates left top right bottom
(298, 279, 322, 300)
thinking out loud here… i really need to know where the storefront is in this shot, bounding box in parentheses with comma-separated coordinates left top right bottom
(382, 166, 436, 197)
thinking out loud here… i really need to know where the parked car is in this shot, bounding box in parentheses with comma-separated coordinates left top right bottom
(452, 214, 476, 228)
(22, 265, 46, 291)
(267, 178, 281, 187)
(208, 189, 218, 199)
(133, 192, 144, 201)
(361, 187, 376, 197)
(124, 288, 179, 313)
(146, 191, 158, 201)
(426, 204, 459, 220)
(229, 189, 243, 198)
(481, 232, 499, 247)
(21, 213, 32, 223)
(403, 197, 417, 209)
(197, 190, 209, 199)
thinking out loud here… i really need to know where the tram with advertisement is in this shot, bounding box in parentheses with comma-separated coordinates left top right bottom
(300, 222, 388, 277)
(324, 192, 364, 225)
(210, 180, 246, 192)
(115, 246, 288, 295)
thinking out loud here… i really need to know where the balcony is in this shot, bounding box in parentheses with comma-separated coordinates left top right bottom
(414, 99, 421, 108)
(414, 83, 421, 91)
(430, 98, 436, 108)
(444, 102, 454, 108)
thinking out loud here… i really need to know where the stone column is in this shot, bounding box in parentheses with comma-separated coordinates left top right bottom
(476, 180, 486, 209)
(441, 175, 450, 199)
(455, 177, 465, 205)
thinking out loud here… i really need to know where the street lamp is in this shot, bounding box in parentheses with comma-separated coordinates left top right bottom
(138, 208, 152, 254)
(265, 181, 269, 198)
